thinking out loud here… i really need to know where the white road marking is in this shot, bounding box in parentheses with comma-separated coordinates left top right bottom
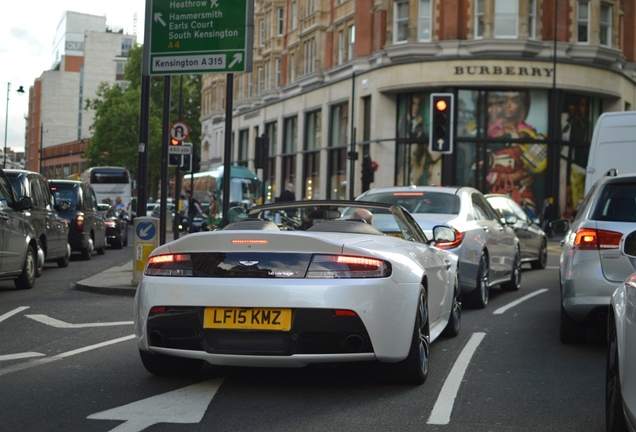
(427, 332, 486, 425)
(26, 314, 133, 328)
(0, 352, 45, 362)
(492, 289, 549, 315)
(0, 335, 135, 377)
(88, 378, 225, 432)
(0, 306, 29, 323)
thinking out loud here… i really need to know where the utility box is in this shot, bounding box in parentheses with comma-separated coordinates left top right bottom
(132, 217, 159, 285)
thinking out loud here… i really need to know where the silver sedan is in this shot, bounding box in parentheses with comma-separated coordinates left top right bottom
(357, 186, 520, 309)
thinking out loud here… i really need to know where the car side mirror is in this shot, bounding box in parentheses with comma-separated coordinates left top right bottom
(17, 196, 33, 211)
(503, 214, 517, 225)
(432, 225, 456, 244)
(550, 219, 570, 234)
(620, 230, 636, 258)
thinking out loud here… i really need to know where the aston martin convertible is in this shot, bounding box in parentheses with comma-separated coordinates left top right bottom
(134, 200, 461, 385)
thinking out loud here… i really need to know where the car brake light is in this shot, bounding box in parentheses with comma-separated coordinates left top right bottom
(334, 309, 358, 317)
(306, 254, 391, 278)
(75, 215, 84, 230)
(573, 228, 623, 250)
(435, 228, 464, 249)
(145, 254, 194, 276)
(104, 220, 116, 228)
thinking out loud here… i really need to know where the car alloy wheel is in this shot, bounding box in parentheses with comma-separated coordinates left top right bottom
(467, 252, 489, 308)
(502, 248, 521, 291)
(375, 286, 429, 385)
(81, 237, 94, 260)
(443, 273, 461, 337)
(15, 245, 36, 290)
(532, 239, 548, 270)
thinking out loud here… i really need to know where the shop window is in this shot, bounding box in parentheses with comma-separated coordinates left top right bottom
(303, 152, 320, 200)
(283, 116, 298, 154)
(395, 92, 442, 186)
(305, 110, 321, 151)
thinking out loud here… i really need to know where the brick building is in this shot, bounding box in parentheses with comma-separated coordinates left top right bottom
(200, 0, 636, 217)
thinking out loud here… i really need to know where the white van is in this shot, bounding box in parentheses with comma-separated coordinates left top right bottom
(585, 111, 636, 194)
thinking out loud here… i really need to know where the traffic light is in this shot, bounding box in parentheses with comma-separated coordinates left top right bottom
(429, 93, 454, 154)
(179, 142, 193, 172)
(361, 154, 374, 191)
(255, 135, 269, 169)
(192, 153, 201, 173)
(169, 138, 182, 166)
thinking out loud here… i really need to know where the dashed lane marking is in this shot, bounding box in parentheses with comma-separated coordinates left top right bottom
(492, 289, 549, 315)
(427, 332, 486, 425)
(0, 306, 29, 323)
(26, 314, 133, 328)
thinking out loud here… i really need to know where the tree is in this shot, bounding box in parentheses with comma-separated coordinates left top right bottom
(84, 44, 202, 202)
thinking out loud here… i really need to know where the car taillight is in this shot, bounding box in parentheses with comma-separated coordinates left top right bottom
(435, 228, 464, 249)
(145, 254, 194, 276)
(104, 220, 116, 228)
(306, 254, 391, 278)
(75, 215, 84, 230)
(573, 228, 623, 250)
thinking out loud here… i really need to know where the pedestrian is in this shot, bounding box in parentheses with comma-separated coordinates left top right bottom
(114, 196, 126, 214)
(541, 197, 554, 237)
(185, 189, 203, 233)
(279, 183, 296, 202)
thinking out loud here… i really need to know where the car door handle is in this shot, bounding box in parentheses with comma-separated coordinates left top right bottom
(444, 260, 452, 271)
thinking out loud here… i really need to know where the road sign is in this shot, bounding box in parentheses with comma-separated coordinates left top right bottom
(168, 145, 192, 155)
(170, 121, 190, 142)
(150, 0, 254, 75)
(135, 221, 157, 242)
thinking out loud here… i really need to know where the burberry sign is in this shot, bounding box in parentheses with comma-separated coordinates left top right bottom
(454, 65, 554, 77)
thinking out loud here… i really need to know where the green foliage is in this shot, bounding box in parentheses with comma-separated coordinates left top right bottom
(84, 44, 202, 200)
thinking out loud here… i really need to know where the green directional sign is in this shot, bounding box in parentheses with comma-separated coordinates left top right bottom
(149, 0, 254, 75)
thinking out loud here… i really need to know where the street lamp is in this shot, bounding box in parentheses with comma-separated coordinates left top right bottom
(3, 81, 25, 169)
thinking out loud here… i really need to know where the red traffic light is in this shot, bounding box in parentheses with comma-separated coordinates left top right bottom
(435, 99, 448, 111)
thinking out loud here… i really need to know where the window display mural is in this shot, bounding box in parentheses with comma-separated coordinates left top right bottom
(559, 93, 598, 220)
(456, 89, 549, 214)
(396, 92, 442, 186)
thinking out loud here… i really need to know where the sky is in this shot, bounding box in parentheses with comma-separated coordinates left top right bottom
(1, 0, 147, 153)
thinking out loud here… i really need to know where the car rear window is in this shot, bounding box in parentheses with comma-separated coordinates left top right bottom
(50, 184, 79, 211)
(592, 182, 636, 222)
(362, 192, 460, 214)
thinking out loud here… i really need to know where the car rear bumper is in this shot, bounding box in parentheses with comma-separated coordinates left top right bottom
(134, 276, 421, 366)
(68, 231, 89, 251)
(561, 257, 617, 321)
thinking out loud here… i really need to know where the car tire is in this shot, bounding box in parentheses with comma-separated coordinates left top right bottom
(531, 239, 548, 270)
(35, 240, 45, 278)
(57, 243, 71, 268)
(123, 231, 128, 247)
(442, 273, 461, 338)
(14, 245, 36, 290)
(501, 247, 521, 291)
(81, 237, 93, 260)
(606, 319, 629, 432)
(560, 305, 586, 344)
(139, 349, 204, 377)
(466, 252, 489, 309)
(376, 287, 429, 385)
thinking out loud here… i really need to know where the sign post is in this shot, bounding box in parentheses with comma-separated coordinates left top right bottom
(133, 217, 159, 285)
(149, 0, 254, 75)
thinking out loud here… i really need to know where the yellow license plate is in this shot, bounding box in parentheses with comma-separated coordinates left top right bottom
(203, 307, 292, 330)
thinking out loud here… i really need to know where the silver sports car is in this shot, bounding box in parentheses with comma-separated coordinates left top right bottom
(134, 200, 461, 385)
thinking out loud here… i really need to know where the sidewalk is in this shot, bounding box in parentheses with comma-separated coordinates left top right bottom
(75, 260, 138, 297)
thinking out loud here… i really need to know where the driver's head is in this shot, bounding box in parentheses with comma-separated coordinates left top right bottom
(350, 209, 373, 224)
